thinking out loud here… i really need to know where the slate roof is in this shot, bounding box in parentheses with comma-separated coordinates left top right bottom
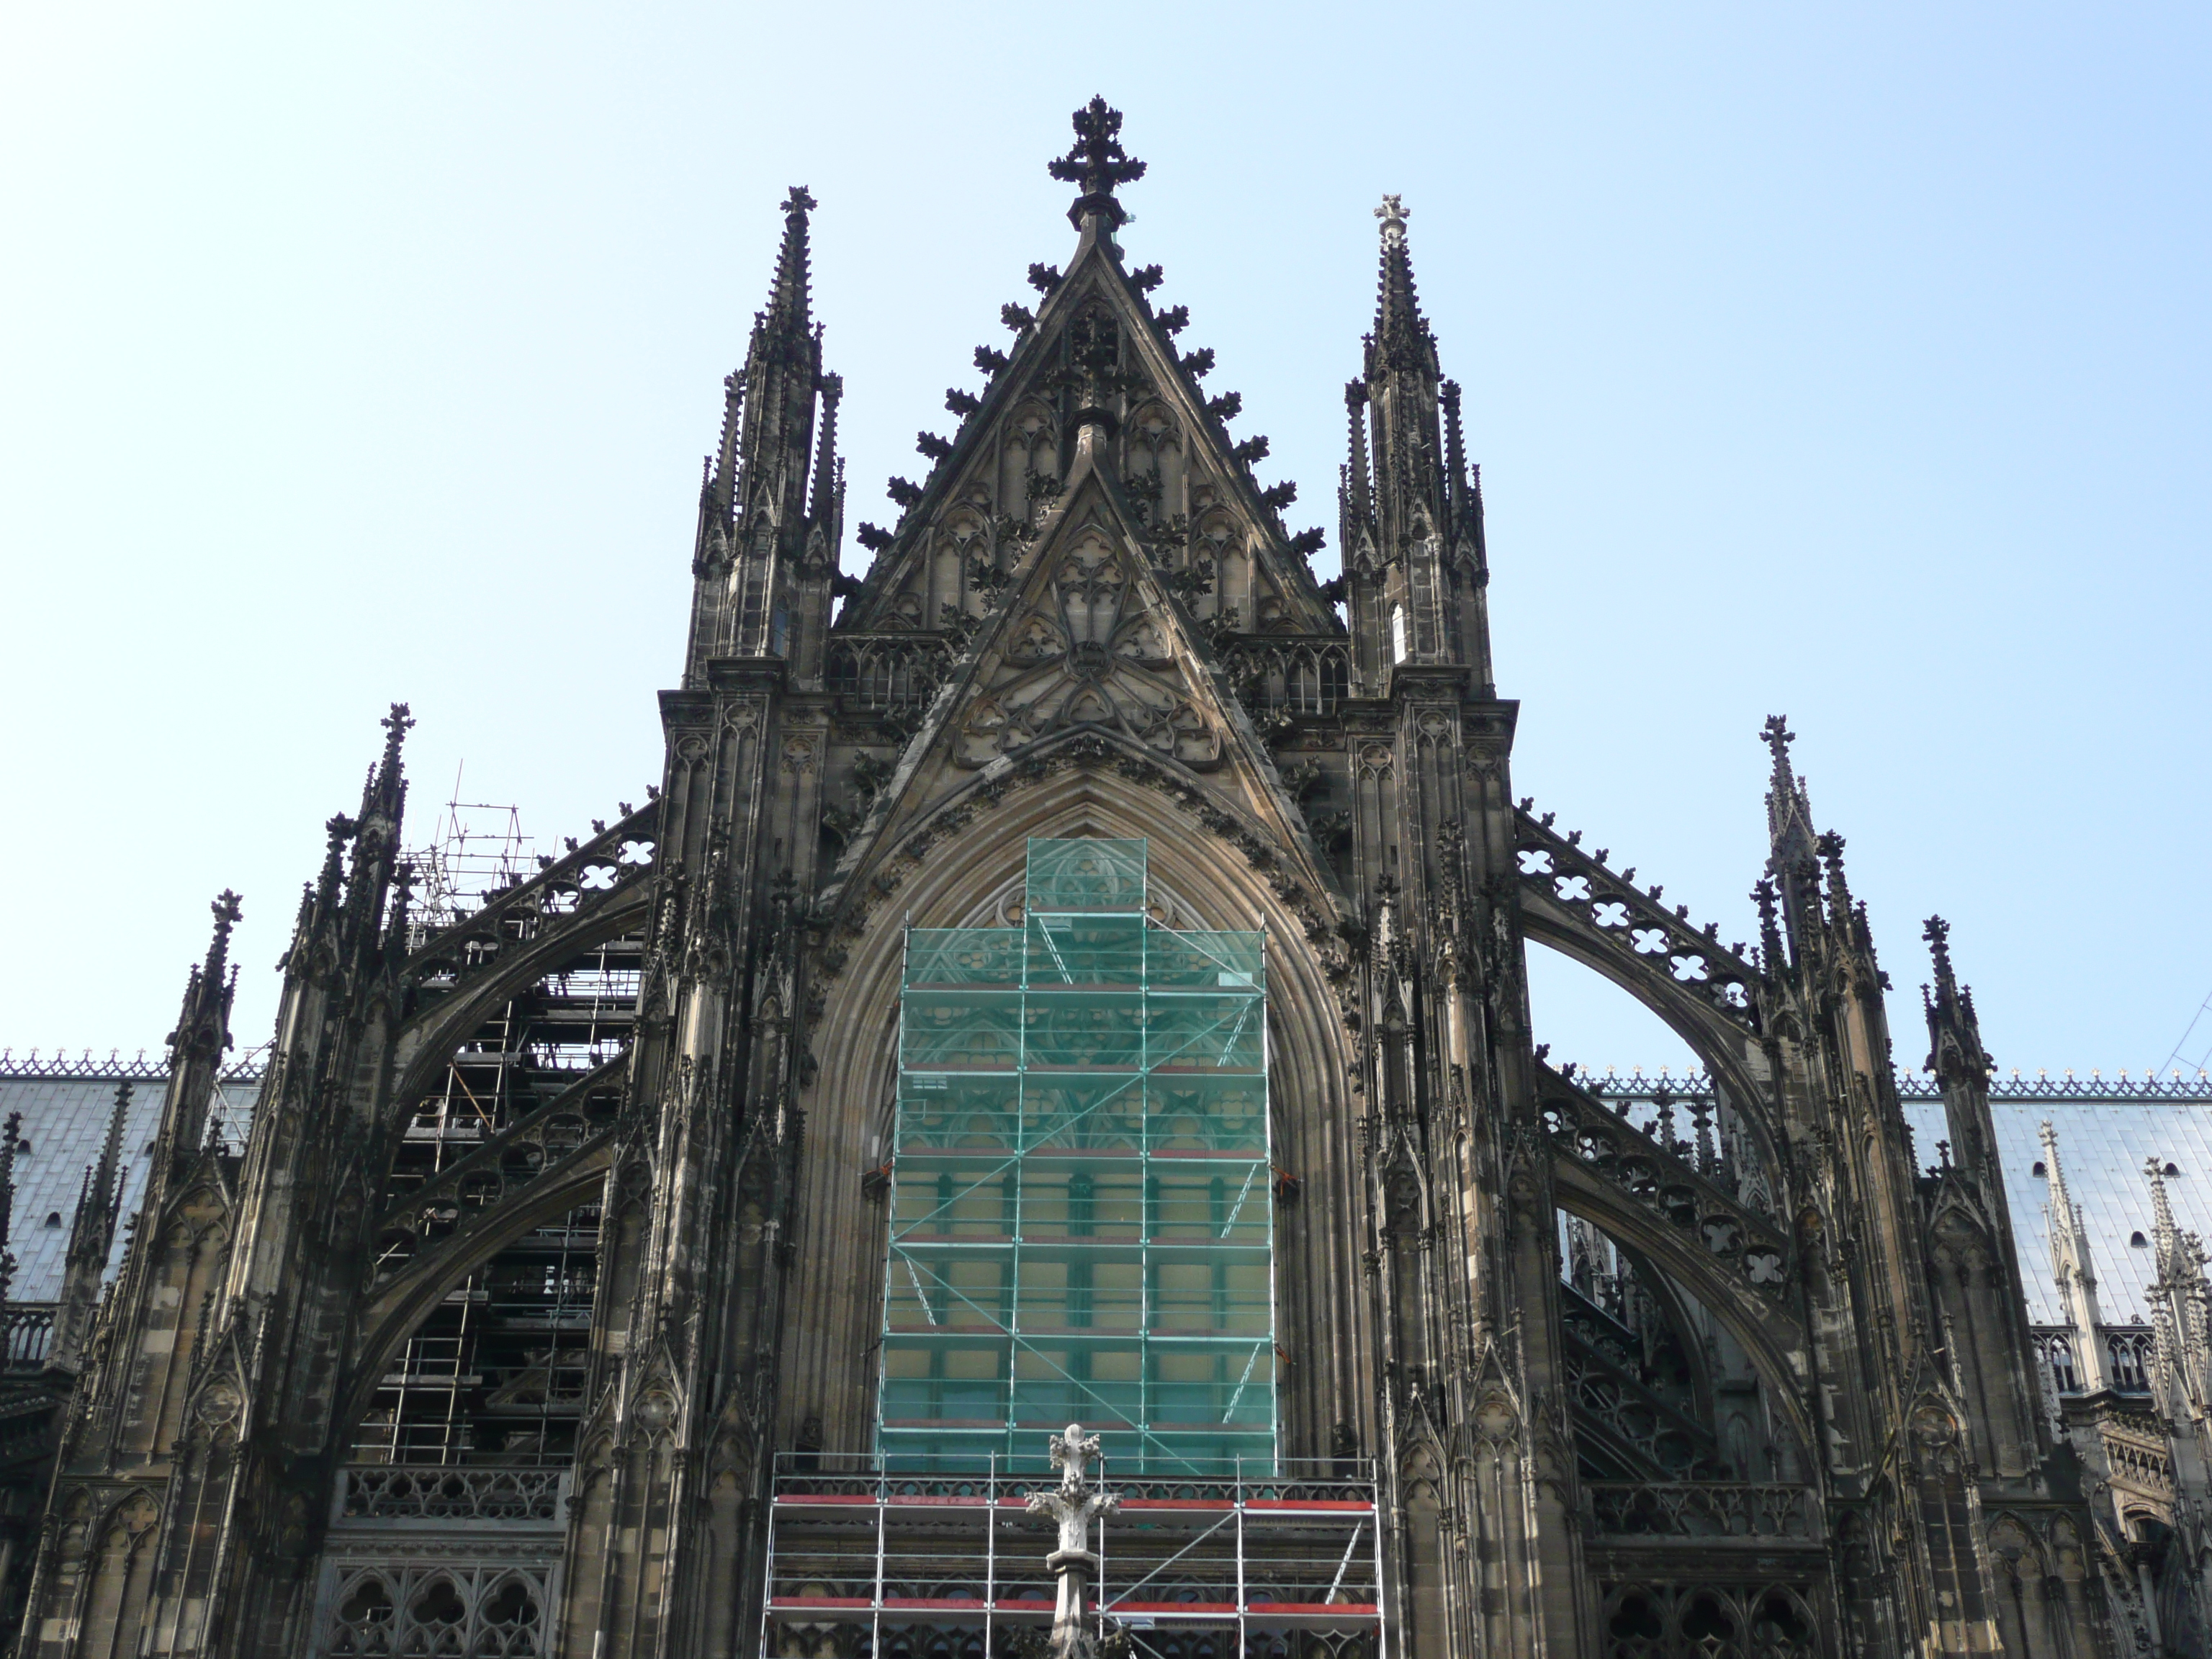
(0, 1068, 258, 1303)
(1903, 1098, 2212, 1326)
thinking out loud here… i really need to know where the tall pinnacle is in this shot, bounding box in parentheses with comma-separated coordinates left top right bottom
(167, 891, 242, 1066)
(1048, 97, 1145, 230)
(1368, 194, 1437, 377)
(1921, 914, 1987, 1084)
(726, 189, 823, 522)
(2149, 1156, 2184, 1269)
(765, 186, 817, 343)
(2039, 1122, 2094, 1286)
(1761, 715, 1817, 872)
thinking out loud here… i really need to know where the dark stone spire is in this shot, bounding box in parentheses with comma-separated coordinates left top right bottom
(710, 187, 819, 525)
(1048, 97, 1146, 230)
(364, 701, 414, 830)
(1761, 715, 1818, 873)
(51, 1082, 131, 1375)
(161, 891, 240, 1156)
(683, 187, 846, 679)
(1360, 197, 1449, 545)
(764, 186, 817, 342)
(1367, 196, 1439, 379)
(174, 889, 242, 1048)
(1343, 192, 1488, 680)
(1921, 914, 1990, 1087)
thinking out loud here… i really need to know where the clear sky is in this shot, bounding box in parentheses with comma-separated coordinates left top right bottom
(2, 2, 2206, 1079)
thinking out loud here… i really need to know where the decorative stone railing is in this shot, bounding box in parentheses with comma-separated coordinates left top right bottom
(1576, 1067, 2212, 1105)
(1586, 1483, 1820, 1542)
(0, 1046, 269, 1083)
(334, 1465, 567, 1527)
(827, 634, 954, 716)
(1214, 635, 1353, 718)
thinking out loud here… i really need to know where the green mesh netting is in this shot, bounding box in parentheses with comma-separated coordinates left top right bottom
(878, 837, 1276, 1475)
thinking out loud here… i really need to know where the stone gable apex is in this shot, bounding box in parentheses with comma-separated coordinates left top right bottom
(840, 217, 1337, 642)
(822, 452, 1339, 910)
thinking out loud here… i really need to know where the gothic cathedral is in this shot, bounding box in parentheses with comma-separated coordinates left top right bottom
(17, 100, 2208, 1659)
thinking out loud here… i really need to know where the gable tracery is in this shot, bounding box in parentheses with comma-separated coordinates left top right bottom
(953, 524, 1222, 773)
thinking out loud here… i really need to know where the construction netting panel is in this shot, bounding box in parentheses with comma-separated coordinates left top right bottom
(879, 838, 1275, 1475)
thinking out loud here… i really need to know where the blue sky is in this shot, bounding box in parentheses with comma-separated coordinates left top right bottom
(2, 2, 2205, 1077)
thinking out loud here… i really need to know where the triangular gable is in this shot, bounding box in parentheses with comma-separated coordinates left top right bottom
(844, 217, 1337, 639)
(827, 447, 1340, 907)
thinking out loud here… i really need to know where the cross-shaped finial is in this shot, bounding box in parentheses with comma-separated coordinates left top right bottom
(1760, 714, 1794, 760)
(381, 702, 415, 744)
(782, 186, 817, 216)
(212, 890, 242, 932)
(1376, 194, 1410, 246)
(1923, 914, 1954, 981)
(1049, 97, 1146, 230)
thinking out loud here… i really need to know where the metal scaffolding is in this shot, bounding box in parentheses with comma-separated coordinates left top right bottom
(880, 839, 1276, 1477)
(761, 1455, 1383, 1659)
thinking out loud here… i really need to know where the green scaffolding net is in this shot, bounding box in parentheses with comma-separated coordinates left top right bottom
(878, 839, 1277, 1476)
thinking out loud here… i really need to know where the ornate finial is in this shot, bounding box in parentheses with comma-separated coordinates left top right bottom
(782, 186, 817, 217)
(212, 889, 243, 940)
(1375, 194, 1411, 247)
(1923, 914, 1954, 983)
(380, 701, 415, 759)
(1761, 715, 1794, 769)
(1048, 97, 1146, 230)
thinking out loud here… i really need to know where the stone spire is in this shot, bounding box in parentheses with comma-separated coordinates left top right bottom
(1761, 715, 1818, 872)
(1343, 194, 1489, 683)
(339, 703, 413, 976)
(49, 1081, 132, 1376)
(1761, 716, 1825, 951)
(2149, 1156, 2186, 1283)
(1368, 195, 1437, 379)
(2144, 1158, 2212, 1408)
(1923, 915, 1998, 1177)
(2039, 1122, 2112, 1393)
(159, 890, 241, 1160)
(687, 186, 840, 677)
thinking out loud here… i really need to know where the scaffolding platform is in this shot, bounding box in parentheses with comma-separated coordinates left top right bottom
(761, 1455, 1385, 1656)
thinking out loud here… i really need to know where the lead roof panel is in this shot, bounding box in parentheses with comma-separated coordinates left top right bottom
(0, 1076, 257, 1303)
(1905, 1100, 2212, 1326)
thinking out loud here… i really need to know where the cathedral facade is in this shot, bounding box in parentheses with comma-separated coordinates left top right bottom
(14, 101, 2212, 1658)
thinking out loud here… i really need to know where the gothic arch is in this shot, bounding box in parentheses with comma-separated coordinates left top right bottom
(1550, 1152, 1814, 1457)
(1519, 891, 1781, 1184)
(387, 891, 653, 1133)
(343, 1154, 613, 1439)
(780, 760, 1367, 1460)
